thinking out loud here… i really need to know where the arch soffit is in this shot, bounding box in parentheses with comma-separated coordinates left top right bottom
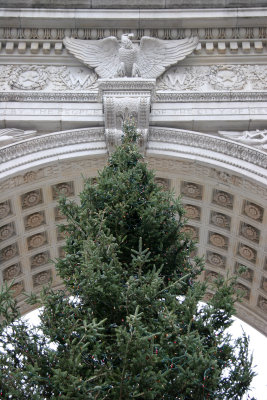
(0, 126, 267, 336)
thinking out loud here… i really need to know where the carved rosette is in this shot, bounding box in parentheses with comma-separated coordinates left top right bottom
(52, 182, 74, 200)
(243, 201, 263, 222)
(155, 177, 170, 191)
(261, 278, 267, 293)
(213, 190, 233, 209)
(0, 201, 11, 220)
(184, 204, 201, 220)
(11, 281, 24, 297)
(0, 222, 15, 241)
(99, 79, 155, 154)
(33, 270, 52, 287)
(235, 283, 250, 300)
(235, 263, 253, 282)
(210, 212, 231, 230)
(206, 251, 225, 268)
(240, 222, 260, 243)
(54, 207, 66, 221)
(25, 212, 45, 230)
(181, 181, 203, 199)
(31, 251, 50, 268)
(209, 232, 228, 249)
(0, 243, 18, 261)
(27, 233, 47, 250)
(21, 189, 43, 209)
(238, 243, 256, 263)
(3, 263, 21, 281)
(180, 225, 198, 240)
(205, 270, 219, 282)
(258, 296, 267, 313)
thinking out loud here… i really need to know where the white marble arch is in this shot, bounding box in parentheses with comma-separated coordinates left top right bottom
(0, 126, 267, 336)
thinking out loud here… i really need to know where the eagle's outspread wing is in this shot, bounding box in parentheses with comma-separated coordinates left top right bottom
(63, 37, 121, 78)
(136, 36, 198, 79)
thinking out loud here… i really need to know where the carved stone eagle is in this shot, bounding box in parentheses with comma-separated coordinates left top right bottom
(63, 34, 198, 79)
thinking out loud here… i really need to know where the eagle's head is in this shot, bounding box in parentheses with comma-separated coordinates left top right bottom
(121, 33, 134, 49)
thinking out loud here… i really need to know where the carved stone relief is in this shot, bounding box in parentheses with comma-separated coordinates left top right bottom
(181, 181, 203, 200)
(0, 222, 15, 242)
(181, 225, 199, 240)
(30, 251, 50, 269)
(218, 130, 267, 152)
(3, 263, 21, 281)
(157, 64, 267, 92)
(155, 177, 170, 191)
(239, 222, 260, 243)
(206, 251, 226, 269)
(11, 281, 24, 297)
(235, 283, 250, 300)
(58, 247, 66, 258)
(184, 204, 201, 220)
(261, 278, 267, 293)
(54, 207, 66, 221)
(25, 212, 45, 230)
(212, 190, 233, 209)
(0, 243, 18, 261)
(0, 65, 98, 92)
(52, 182, 74, 200)
(243, 200, 264, 222)
(210, 211, 231, 230)
(27, 233, 47, 250)
(209, 232, 228, 249)
(21, 189, 43, 209)
(258, 296, 267, 313)
(33, 270, 52, 287)
(205, 270, 219, 282)
(235, 263, 254, 282)
(238, 243, 257, 263)
(0, 200, 12, 220)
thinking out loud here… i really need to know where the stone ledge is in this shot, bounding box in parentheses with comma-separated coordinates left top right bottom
(1, 0, 267, 9)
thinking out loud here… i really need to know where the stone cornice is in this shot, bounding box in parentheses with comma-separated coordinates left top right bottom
(1, 8, 267, 29)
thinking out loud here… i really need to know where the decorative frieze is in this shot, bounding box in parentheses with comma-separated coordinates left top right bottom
(0, 65, 98, 92)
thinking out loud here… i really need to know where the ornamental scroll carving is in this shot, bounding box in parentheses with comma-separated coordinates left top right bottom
(99, 79, 155, 154)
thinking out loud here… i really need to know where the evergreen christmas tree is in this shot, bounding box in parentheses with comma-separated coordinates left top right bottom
(0, 124, 255, 399)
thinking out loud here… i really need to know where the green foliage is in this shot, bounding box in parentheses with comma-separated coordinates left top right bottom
(0, 124, 255, 399)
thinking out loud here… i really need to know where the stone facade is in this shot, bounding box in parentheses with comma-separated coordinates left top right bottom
(0, 2, 267, 336)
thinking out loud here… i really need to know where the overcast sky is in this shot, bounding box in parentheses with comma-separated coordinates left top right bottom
(24, 309, 267, 399)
